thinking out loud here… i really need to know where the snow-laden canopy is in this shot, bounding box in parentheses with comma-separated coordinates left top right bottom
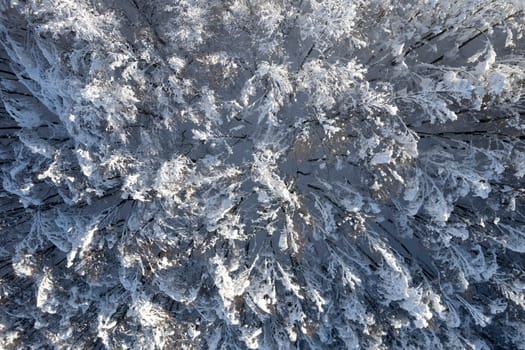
(0, 0, 524, 348)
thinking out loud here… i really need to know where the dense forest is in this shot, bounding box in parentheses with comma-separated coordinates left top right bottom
(0, 1, 524, 349)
